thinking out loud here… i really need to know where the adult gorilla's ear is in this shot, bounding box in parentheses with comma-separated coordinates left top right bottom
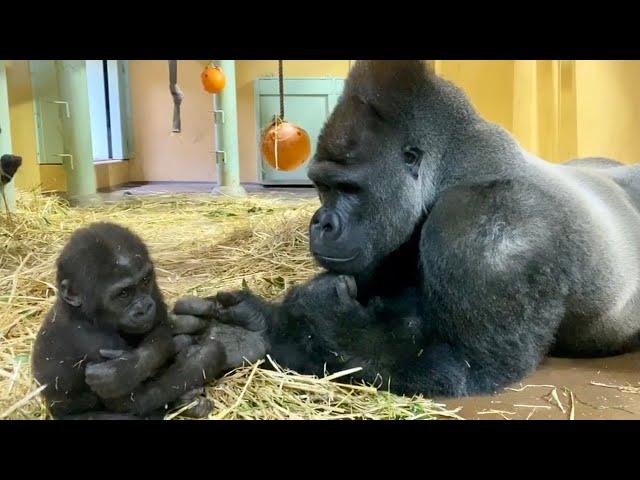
(60, 279, 82, 307)
(403, 146, 423, 179)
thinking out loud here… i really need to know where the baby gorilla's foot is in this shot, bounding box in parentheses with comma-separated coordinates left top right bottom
(175, 387, 213, 419)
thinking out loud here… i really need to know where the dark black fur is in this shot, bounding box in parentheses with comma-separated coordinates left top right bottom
(1, 154, 22, 184)
(32, 222, 228, 419)
(176, 61, 640, 398)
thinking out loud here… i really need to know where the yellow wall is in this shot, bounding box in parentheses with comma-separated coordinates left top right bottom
(575, 61, 640, 164)
(39, 165, 66, 191)
(435, 60, 515, 133)
(235, 60, 351, 182)
(5, 61, 41, 190)
(96, 161, 130, 191)
(436, 60, 640, 165)
(128, 60, 215, 182)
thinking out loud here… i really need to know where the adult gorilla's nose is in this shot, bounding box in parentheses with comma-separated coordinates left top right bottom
(311, 208, 342, 242)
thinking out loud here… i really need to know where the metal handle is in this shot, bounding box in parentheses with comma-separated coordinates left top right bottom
(209, 110, 225, 124)
(54, 153, 74, 170)
(50, 100, 71, 118)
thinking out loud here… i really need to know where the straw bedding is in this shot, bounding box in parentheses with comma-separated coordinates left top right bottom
(0, 189, 462, 420)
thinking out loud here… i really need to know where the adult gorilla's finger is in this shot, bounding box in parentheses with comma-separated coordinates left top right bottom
(168, 313, 209, 334)
(173, 296, 217, 317)
(99, 349, 127, 360)
(335, 275, 358, 303)
(212, 303, 268, 332)
(215, 291, 246, 308)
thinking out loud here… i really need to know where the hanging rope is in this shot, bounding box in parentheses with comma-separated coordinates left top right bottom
(278, 60, 284, 120)
(168, 60, 183, 133)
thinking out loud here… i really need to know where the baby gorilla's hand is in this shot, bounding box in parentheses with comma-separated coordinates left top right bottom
(85, 351, 142, 399)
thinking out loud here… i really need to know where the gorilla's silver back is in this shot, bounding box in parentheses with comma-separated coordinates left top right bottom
(522, 152, 640, 350)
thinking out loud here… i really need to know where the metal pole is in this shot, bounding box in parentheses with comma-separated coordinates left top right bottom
(211, 60, 246, 197)
(56, 60, 100, 206)
(0, 60, 16, 213)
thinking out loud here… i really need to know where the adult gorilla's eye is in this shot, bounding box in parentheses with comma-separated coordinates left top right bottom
(315, 183, 330, 193)
(404, 147, 421, 165)
(142, 275, 150, 285)
(119, 289, 131, 299)
(336, 182, 361, 194)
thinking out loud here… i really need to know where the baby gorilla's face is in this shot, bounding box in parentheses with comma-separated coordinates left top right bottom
(101, 261, 159, 335)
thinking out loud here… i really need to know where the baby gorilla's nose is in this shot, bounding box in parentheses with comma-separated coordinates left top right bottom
(133, 298, 155, 318)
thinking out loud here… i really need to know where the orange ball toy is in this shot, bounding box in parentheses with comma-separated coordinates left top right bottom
(260, 120, 311, 171)
(201, 65, 226, 94)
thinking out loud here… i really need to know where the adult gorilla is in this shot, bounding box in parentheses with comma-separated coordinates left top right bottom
(175, 61, 640, 398)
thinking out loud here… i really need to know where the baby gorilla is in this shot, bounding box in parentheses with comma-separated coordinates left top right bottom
(32, 222, 228, 420)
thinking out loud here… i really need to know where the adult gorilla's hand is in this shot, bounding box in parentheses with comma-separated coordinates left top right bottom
(172, 292, 273, 371)
(173, 292, 273, 333)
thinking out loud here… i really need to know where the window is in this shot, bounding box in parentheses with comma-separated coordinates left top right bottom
(86, 60, 132, 162)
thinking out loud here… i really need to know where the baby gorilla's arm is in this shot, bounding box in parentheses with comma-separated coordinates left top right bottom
(84, 325, 176, 399)
(104, 341, 226, 416)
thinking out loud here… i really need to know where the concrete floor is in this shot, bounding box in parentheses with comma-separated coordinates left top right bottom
(100, 182, 640, 420)
(452, 353, 640, 420)
(98, 182, 318, 202)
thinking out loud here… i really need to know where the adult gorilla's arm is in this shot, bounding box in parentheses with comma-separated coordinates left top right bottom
(173, 275, 428, 385)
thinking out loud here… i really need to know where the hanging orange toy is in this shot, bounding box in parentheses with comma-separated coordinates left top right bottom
(201, 65, 226, 94)
(260, 118, 311, 172)
(259, 60, 311, 172)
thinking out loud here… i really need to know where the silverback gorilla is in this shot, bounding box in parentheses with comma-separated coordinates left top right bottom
(176, 60, 640, 398)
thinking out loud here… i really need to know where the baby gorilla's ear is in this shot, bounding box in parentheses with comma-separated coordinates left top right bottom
(60, 279, 82, 307)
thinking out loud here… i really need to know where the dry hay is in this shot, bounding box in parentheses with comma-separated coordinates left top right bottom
(0, 189, 462, 420)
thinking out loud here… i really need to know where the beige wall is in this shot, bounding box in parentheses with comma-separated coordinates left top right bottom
(128, 60, 215, 182)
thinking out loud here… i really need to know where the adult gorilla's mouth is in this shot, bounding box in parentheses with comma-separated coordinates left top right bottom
(313, 250, 360, 273)
(313, 250, 361, 264)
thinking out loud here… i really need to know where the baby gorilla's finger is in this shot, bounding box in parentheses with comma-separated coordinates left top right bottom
(172, 334, 196, 353)
(168, 312, 209, 334)
(99, 349, 127, 360)
(173, 296, 218, 317)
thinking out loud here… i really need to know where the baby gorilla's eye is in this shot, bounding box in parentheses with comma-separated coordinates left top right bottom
(142, 275, 150, 285)
(119, 289, 131, 299)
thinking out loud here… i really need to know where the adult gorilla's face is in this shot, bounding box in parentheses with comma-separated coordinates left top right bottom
(307, 93, 425, 275)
